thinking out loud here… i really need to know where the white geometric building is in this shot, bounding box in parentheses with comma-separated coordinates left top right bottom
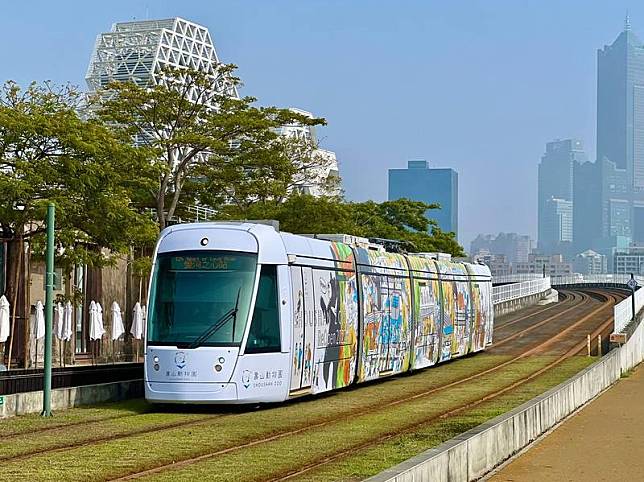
(276, 108, 341, 197)
(86, 17, 237, 98)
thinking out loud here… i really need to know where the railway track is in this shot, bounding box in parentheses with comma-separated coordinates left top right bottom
(103, 289, 623, 481)
(267, 291, 623, 481)
(0, 289, 624, 482)
(0, 291, 587, 446)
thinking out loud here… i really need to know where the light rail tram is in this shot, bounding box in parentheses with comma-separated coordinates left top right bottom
(144, 222, 493, 404)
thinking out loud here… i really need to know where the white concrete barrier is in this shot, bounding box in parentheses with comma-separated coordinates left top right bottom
(0, 379, 143, 419)
(368, 309, 644, 482)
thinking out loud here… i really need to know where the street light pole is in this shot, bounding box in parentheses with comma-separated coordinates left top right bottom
(41, 203, 55, 417)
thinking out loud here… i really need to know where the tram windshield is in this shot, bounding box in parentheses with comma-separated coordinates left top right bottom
(147, 251, 257, 347)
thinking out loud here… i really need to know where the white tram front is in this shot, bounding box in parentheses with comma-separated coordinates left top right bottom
(144, 222, 493, 404)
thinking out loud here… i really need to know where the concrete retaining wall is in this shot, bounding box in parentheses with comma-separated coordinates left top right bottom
(368, 310, 644, 482)
(0, 379, 143, 419)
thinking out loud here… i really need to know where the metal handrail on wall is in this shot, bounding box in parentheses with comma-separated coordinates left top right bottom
(492, 277, 551, 305)
(492, 274, 545, 284)
(551, 274, 644, 286)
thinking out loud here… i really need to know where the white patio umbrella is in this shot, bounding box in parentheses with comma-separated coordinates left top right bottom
(131, 302, 144, 340)
(89, 301, 105, 340)
(35, 300, 45, 368)
(111, 302, 125, 341)
(0, 295, 10, 343)
(131, 302, 144, 362)
(54, 302, 64, 340)
(35, 301, 45, 340)
(62, 301, 73, 341)
(54, 302, 64, 367)
(97, 302, 105, 338)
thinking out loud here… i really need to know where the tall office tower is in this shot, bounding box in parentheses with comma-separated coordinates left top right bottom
(388, 160, 458, 237)
(541, 198, 573, 256)
(596, 16, 644, 246)
(538, 139, 585, 254)
(573, 160, 602, 253)
(86, 17, 237, 98)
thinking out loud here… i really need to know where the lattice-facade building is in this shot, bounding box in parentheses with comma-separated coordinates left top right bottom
(86, 17, 237, 98)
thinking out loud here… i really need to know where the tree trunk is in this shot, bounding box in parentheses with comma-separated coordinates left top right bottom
(156, 187, 167, 232)
(4, 237, 27, 368)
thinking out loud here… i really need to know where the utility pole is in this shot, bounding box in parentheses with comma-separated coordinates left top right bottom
(41, 203, 55, 417)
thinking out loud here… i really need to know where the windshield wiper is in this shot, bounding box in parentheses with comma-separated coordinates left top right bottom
(187, 288, 241, 349)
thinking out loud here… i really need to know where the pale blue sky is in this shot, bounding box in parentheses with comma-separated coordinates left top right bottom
(1, 1, 641, 247)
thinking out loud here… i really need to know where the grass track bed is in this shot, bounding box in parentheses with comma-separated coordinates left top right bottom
(134, 357, 589, 482)
(0, 355, 595, 481)
(285, 356, 595, 481)
(0, 399, 150, 438)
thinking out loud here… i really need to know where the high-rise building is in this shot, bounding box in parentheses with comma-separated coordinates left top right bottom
(538, 139, 585, 253)
(470, 232, 532, 265)
(514, 254, 573, 276)
(388, 160, 458, 237)
(275, 108, 340, 197)
(86, 18, 236, 97)
(572, 250, 607, 275)
(596, 16, 644, 247)
(573, 160, 602, 253)
(597, 15, 644, 189)
(541, 198, 573, 255)
(613, 246, 644, 274)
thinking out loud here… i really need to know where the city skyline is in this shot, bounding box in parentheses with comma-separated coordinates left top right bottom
(3, 1, 644, 247)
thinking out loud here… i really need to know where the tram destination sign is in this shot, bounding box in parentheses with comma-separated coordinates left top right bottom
(170, 254, 254, 271)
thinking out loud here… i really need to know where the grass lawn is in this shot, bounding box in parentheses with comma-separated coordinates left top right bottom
(0, 354, 596, 482)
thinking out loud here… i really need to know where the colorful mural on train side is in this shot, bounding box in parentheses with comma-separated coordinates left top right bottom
(288, 241, 493, 396)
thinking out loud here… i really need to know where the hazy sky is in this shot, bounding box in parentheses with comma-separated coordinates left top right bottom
(1, 1, 641, 248)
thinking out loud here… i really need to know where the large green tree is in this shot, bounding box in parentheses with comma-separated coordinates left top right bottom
(224, 195, 464, 256)
(96, 66, 325, 230)
(0, 81, 159, 297)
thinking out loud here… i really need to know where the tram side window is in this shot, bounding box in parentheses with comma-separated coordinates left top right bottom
(246, 265, 281, 353)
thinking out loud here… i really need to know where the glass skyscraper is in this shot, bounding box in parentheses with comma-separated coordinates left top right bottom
(596, 16, 644, 246)
(538, 139, 585, 254)
(388, 160, 458, 238)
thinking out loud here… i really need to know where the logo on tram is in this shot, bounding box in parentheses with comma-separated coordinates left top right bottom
(174, 352, 187, 369)
(242, 370, 252, 388)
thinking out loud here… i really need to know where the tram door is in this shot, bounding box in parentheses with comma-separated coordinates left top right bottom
(288, 267, 315, 392)
(378, 275, 391, 373)
(300, 268, 315, 388)
(289, 267, 304, 391)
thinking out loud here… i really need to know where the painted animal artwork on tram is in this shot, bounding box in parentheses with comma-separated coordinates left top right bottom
(290, 243, 359, 395)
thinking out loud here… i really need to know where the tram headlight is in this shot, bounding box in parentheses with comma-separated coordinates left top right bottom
(153, 363, 160, 371)
(218, 357, 225, 364)
(153, 355, 159, 364)
(214, 364, 223, 372)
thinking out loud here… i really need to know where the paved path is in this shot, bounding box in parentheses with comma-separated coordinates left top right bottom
(489, 364, 644, 482)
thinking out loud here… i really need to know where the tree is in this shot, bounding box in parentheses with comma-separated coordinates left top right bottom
(96, 66, 325, 230)
(225, 195, 465, 257)
(0, 80, 159, 299)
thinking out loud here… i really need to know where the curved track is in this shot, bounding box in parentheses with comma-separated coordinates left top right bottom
(0, 288, 626, 482)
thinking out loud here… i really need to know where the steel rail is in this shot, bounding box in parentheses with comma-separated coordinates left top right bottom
(107, 290, 620, 481)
